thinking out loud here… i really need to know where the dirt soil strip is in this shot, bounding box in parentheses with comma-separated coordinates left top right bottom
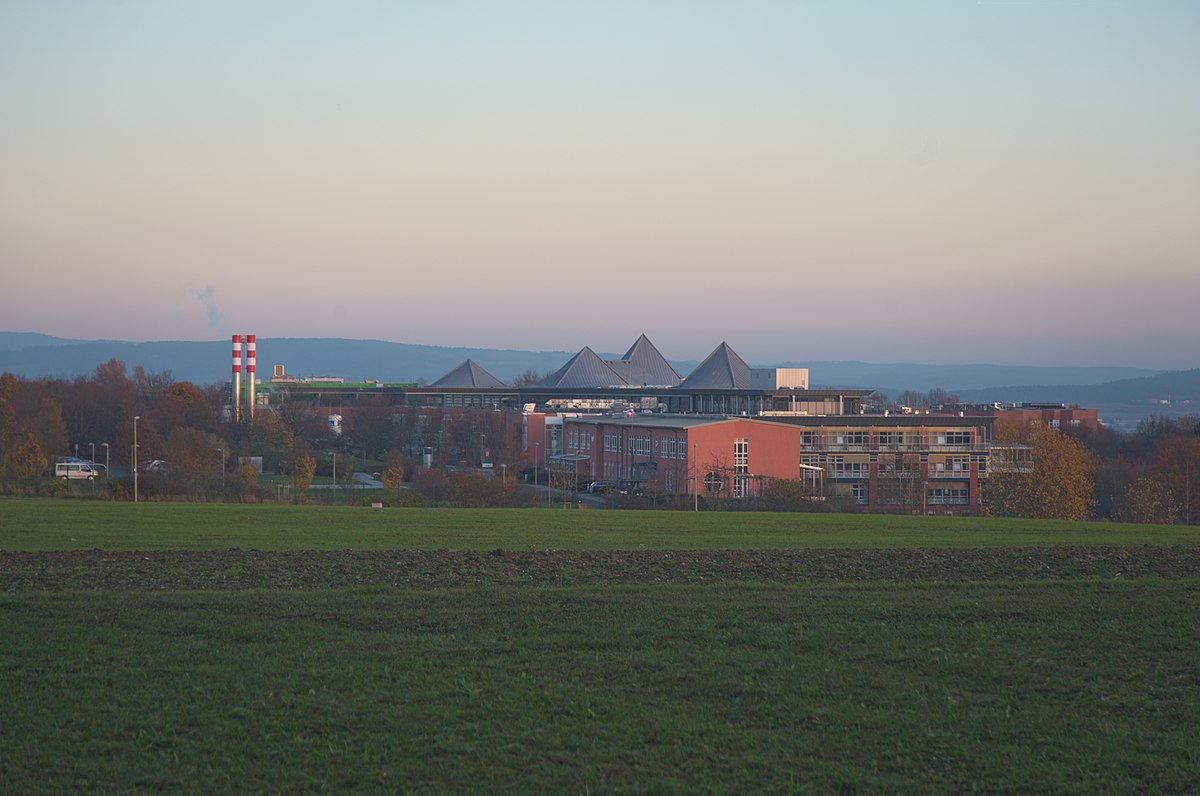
(1, 547, 1198, 591)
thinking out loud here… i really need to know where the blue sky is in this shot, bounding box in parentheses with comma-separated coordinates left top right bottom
(2, 1, 1197, 367)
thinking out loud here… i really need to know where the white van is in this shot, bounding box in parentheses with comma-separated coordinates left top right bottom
(55, 460, 101, 480)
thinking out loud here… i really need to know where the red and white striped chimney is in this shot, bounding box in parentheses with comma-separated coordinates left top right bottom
(246, 334, 257, 420)
(231, 334, 243, 423)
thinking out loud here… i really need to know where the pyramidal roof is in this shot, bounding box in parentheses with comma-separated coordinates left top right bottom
(430, 359, 508, 389)
(612, 334, 682, 387)
(536, 346, 626, 388)
(679, 342, 753, 389)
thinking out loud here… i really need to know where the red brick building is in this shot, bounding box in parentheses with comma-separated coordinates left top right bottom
(559, 414, 991, 514)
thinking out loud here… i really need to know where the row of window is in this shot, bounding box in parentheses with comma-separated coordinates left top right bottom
(799, 431, 977, 447)
(567, 429, 595, 452)
(849, 484, 970, 505)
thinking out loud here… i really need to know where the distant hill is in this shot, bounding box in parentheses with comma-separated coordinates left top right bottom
(950, 369, 1200, 431)
(0, 332, 110, 351)
(0, 336, 578, 385)
(952, 369, 1200, 406)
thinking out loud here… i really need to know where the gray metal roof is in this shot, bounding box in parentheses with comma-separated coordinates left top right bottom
(678, 342, 753, 389)
(535, 346, 627, 388)
(611, 334, 682, 387)
(430, 359, 509, 389)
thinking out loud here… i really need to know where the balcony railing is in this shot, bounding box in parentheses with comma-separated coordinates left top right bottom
(827, 467, 869, 480)
(801, 440, 980, 452)
(927, 495, 969, 506)
(928, 467, 971, 479)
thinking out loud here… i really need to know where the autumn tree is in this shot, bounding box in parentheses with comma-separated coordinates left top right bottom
(381, 452, 406, 498)
(232, 461, 261, 503)
(984, 425, 1095, 520)
(291, 450, 316, 501)
(156, 381, 216, 433)
(3, 430, 48, 482)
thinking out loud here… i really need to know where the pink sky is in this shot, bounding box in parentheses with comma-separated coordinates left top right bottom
(2, 2, 1197, 367)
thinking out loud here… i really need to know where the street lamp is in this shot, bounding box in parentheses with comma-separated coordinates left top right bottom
(133, 416, 140, 504)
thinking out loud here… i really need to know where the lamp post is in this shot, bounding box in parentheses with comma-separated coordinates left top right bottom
(331, 452, 337, 503)
(133, 416, 140, 503)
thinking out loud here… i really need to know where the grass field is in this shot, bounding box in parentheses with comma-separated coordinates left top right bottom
(3, 582, 1198, 793)
(2, 497, 1198, 793)
(2, 497, 1198, 552)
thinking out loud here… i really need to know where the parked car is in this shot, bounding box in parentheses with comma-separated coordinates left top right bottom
(587, 480, 617, 494)
(55, 459, 101, 480)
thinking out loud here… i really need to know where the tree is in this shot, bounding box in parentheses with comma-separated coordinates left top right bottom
(1118, 476, 1178, 525)
(381, 452, 405, 498)
(292, 450, 316, 501)
(343, 398, 398, 460)
(762, 478, 819, 512)
(512, 368, 548, 387)
(874, 453, 923, 513)
(245, 411, 295, 473)
(232, 462, 261, 503)
(984, 425, 1095, 520)
(157, 381, 215, 432)
(1154, 436, 1200, 524)
(4, 430, 48, 482)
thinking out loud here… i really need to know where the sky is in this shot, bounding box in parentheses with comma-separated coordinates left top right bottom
(1, 1, 1198, 368)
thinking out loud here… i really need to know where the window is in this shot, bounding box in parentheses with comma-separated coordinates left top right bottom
(878, 431, 902, 447)
(800, 432, 818, 447)
(928, 487, 968, 505)
(851, 482, 868, 504)
(942, 431, 972, 447)
(845, 431, 868, 448)
(947, 455, 970, 472)
(733, 438, 749, 498)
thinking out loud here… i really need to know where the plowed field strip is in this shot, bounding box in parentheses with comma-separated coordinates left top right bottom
(3, 546, 1197, 591)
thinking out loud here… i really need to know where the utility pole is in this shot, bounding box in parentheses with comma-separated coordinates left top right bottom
(133, 416, 140, 504)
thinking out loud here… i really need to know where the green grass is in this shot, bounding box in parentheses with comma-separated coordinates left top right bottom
(2, 580, 1197, 793)
(2, 497, 1197, 552)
